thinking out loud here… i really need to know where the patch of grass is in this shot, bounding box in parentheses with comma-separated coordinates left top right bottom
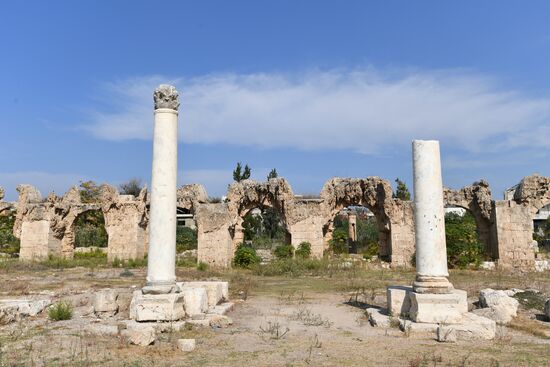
(197, 261, 208, 271)
(177, 255, 197, 268)
(508, 317, 550, 339)
(513, 290, 546, 311)
(73, 248, 107, 259)
(48, 301, 73, 321)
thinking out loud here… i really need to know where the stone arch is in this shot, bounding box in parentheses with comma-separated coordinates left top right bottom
(319, 177, 414, 266)
(226, 179, 294, 250)
(443, 180, 494, 258)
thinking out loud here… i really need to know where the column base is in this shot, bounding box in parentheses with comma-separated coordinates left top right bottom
(142, 281, 178, 295)
(409, 289, 467, 324)
(130, 290, 185, 321)
(412, 275, 453, 294)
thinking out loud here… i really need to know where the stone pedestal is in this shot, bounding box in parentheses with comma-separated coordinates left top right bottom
(412, 140, 453, 294)
(409, 289, 467, 324)
(130, 291, 185, 321)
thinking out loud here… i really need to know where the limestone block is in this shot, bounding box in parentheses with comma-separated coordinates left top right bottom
(366, 307, 391, 327)
(544, 299, 550, 321)
(479, 289, 519, 310)
(207, 314, 233, 328)
(0, 298, 51, 324)
(386, 286, 412, 316)
(93, 289, 119, 313)
(399, 319, 438, 337)
(180, 286, 208, 316)
(179, 281, 228, 306)
(130, 291, 185, 321)
(409, 290, 467, 324)
(478, 289, 519, 324)
(122, 326, 156, 346)
(177, 338, 196, 352)
(207, 302, 234, 315)
(437, 313, 496, 342)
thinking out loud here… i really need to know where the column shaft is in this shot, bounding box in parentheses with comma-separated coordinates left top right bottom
(412, 140, 452, 293)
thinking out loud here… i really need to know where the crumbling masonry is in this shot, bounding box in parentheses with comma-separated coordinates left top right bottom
(0, 174, 548, 270)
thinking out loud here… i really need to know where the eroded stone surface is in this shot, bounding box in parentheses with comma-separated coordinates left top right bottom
(409, 290, 468, 324)
(130, 291, 185, 321)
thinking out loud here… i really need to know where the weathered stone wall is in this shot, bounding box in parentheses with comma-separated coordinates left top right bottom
(6, 173, 549, 270)
(14, 184, 149, 261)
(102, 186, 149, 261)
(195, 203, 233, 267)
(491, 200, 535, 269)
(490, 174, 550, 269)
(287, 200, 326, 258)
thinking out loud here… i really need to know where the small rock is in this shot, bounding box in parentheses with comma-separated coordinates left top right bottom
(93, 289, 119, 314)
(177, 338, 195, 352)
(207, 314, 233, 328)
(121, 325, 156, 346)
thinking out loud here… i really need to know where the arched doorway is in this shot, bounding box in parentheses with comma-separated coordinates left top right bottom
(73, 209, 108, 257)
(176, 207, 197, 254)
(326, 206, 379, 258)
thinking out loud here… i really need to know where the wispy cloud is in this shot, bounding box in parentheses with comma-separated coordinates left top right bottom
(81, 68, 550, 155)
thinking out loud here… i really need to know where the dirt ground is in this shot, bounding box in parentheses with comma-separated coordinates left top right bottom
(1, 264, 550, 367)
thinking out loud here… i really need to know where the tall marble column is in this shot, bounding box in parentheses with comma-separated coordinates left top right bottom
(411, 140, 453, 294)
(143, 84, 180, 294)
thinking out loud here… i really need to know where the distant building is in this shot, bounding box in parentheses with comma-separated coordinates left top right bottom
(444, 206, 466, 216)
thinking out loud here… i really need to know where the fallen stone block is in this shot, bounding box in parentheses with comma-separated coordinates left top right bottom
(130, 291, 185, 321)
(437, 313, 496, 342)
(386, 286, 411, 317)
(207, 314, 233, 328)
(177, 338, 196, 352)
(179, 287, 208, 316)
(207, 302, 234, 315)
(93, 289, 119, 314)
(479, 289, 519, 309)
(0, 298, 51, 324)
(178, 281, 229, 306)
(409, 290, 467, 324)
(399, 319, 438, 337)
(121, 325, 156, 346)
(366, 307, 391, 328)
(477, 289, 518, 324)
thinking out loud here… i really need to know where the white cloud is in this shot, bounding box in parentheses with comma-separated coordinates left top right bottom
(81, 69, 550, 154)
(0, 171, 88, 201)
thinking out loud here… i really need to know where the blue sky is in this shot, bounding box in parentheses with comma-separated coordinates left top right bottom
(1, 1, 549, 201)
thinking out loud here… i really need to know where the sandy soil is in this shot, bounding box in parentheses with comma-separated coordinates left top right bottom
(1, 266, 550, 366)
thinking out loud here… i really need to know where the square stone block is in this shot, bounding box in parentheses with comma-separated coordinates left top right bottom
(437, 312, 496, 342)
(179, 286, 208, 316)
(130, 291, 185, 321)
(178, 281, 228, 307)
(387, 286, 412, 316)
(409, 289, 467, 324)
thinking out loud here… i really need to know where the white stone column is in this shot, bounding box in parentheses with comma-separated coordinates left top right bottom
(143, 85, 180, 294)
(412, 140, 453, 294)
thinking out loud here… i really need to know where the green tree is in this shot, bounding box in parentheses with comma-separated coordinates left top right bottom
(445, 212, 484, 268)
(79, 180, 101, 203)
(393, 178, 411, 201)
(74, 210, 108, 247)
(176, 226, 198, 253)
(329, 227, 349, 254)
(233, 162, 252, 182)
(0, 211, 20, 254)
(119, 178, 143, 197)
(262, 207, 284, 239)
(242, 212, 263, 241)
(267, 168, 278, 180)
